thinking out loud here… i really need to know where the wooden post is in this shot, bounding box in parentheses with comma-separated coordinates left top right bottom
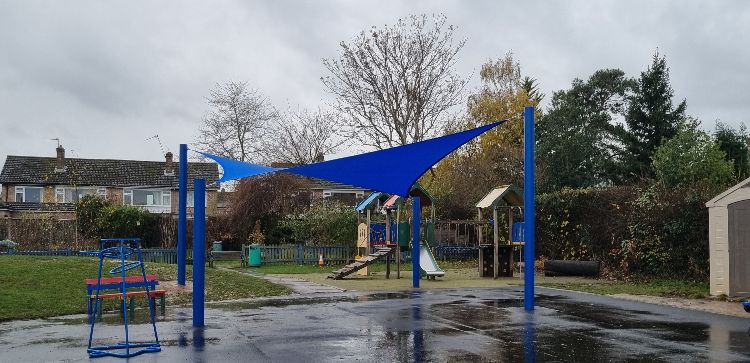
(385, 210, 392, 244)
(385, 209, 391, 279)
(493, 206, 499, 279)
(478, 208, 483, 245)
(509, 206, 515, 274)
(396, 203, 401, 279)
(454, 223, 459, 245)
(363, 208, 371, 276)
(477, 208, 483, 276)
(366, 208, 371, 249)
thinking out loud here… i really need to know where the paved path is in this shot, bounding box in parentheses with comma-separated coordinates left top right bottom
(2, 287, 750, 362)
(221, 267, 346, 295)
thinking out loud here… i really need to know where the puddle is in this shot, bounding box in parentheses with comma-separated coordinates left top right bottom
(3, 288, 750, 362)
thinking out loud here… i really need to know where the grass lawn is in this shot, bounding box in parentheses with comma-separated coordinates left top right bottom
(219, 257, 710, 300)
(221, 258, 478, 274)
(538, 279, 710, 299)
(0, 255, 290, 321)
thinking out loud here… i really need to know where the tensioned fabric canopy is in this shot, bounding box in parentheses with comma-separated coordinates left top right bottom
(195, 151, 279, 181)
(198, 121, 505, 197)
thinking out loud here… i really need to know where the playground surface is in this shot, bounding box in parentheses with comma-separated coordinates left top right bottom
(2, 287, 749, 362)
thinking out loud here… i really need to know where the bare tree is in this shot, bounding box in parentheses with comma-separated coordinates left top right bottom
(195, 82, 278, 162)
(261, 107, 346, 165)
(322, 14, 467, 149)
(224, 173, 312, 241)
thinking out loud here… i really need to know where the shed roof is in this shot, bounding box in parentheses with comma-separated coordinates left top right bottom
(705, 176, 750, 207)
(355, 192, 389, 212)
(475, 184, 523, 209)
(382, 195, 401, 210)
(381, 183, 434, 209)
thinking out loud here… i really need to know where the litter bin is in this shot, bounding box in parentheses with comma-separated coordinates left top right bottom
(248, 244, 262, 267)
(212, 241, 223, 252)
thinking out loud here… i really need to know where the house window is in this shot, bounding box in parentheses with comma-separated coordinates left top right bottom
(123, 189, 170, 206)
(15, 186, 43, 203)
(185, 192, 207, 207)
(54, 186, 107, 203)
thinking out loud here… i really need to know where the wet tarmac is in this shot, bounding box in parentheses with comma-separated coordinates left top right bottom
(1, 287, 749, 362)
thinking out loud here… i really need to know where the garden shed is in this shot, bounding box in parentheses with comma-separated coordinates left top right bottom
(706, 176, 750, 297)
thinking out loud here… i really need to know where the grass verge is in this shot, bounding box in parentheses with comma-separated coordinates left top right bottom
(0, 255, 290, 321)
(538, 279, 709, 299)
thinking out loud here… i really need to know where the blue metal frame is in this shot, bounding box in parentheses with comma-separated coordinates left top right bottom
(193, 179, 206, 327)
(85, 238, 161, 358)
(178, 144, 187, 286)
(523, 106, 536, 311)
(181, 119, 517, 322)
(412, 197, 421, 288)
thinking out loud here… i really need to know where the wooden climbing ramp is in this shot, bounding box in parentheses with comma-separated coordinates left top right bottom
(327, 247, 395, 280)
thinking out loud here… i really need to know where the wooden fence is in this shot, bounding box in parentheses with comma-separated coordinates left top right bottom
(260, 245, 355, 264)
(2, 245, 356, 265)
(3, 248, 194, 265)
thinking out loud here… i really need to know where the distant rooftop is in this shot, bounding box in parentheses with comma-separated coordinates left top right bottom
(0, 155, 219, 189)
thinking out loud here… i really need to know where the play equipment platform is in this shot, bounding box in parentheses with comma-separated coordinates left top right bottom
(328, 247, 395, 280)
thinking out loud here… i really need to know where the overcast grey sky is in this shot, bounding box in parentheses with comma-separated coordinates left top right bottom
(1, 0, 748, 166)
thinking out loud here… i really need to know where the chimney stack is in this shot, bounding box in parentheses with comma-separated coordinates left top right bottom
(164, 152, 174, 175)
(55, 145, 66, 172)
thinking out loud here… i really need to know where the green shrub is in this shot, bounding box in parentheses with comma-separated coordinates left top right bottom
(75, 195, 110, 238)
(281, 202, 357, 246)
(96, 205, 159, 246)
(537, 184, 712, 280)
(75, 196, 160, 247)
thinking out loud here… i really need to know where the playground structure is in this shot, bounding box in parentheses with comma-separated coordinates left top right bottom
(353, 191, 391, 276)
(475, 184, 524, 278)
(382, 184, 445, 280)
(83, 238, 161, 358)
(179, 107, 536, 330)
(329, 183, 445, 280)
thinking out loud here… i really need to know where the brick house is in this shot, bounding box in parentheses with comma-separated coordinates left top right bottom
(0, 146, 222, 219)
(308, 179, 369, 206)
(269, 161, 369, 206)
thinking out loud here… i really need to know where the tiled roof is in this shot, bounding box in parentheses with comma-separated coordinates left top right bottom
(3, 202, 76, 212)
(0, 156, 219, 189)
(307, 178, 369, 191)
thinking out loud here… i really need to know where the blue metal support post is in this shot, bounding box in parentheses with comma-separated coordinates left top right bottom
(192, 178, 206, 327)
(178, 144, 187, 286)
(412, 197, 420, 288)
(523, 106, 536, 311)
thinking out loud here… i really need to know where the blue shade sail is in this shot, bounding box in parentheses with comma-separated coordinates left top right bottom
(195, 151, 280, 182)
(285, 121, 505, 197)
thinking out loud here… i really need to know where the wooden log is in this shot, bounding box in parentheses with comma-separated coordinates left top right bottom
(543, 260, 600, 277)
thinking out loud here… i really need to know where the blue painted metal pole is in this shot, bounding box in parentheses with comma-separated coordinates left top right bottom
(177, 144, 187, 286)
(523, 106, 536, 311)
(412, 197, 420, 289)
(192, 178, 206, 327)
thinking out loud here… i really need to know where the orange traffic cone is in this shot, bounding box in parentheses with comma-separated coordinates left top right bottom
(318, 254, 325, 267)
